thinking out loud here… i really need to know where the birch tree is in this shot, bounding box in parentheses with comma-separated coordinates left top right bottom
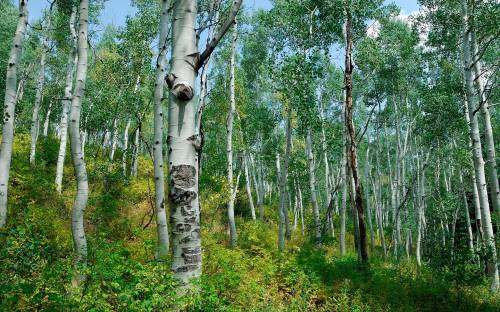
(29, 6, 52, 165)
(68, 0, 90, 288)
(55, 5, 77, 194)
(166, 0, 242, 286)
(0, 0, 28, 228)
(152, 0, 170, 259)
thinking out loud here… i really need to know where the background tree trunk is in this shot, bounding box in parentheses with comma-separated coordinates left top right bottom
(55, 7, 77, 194)
(152, 0, 170, 259)
(30, 7, 51, 165)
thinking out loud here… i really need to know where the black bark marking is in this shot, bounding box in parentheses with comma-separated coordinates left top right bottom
(169, 187, 197, 205)
(176, 223, 192, 232)
(173, 264, 198, 273)
(181, 205, 195, 216)
(170, 165, 196, 188)
(181, 247, 201, 264)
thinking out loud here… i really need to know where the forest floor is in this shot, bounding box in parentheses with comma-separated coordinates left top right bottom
(0, 135, 499, 311)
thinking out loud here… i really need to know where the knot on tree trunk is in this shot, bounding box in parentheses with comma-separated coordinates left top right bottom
(172, 81, 194, 101)
(166, 74, 194, 101)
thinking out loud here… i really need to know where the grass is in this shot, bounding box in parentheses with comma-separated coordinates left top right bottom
(0, 135, 499, 311)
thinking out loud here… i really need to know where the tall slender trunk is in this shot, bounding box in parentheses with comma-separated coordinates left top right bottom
(69, 0, 89, 288)
(55, 7, 77, 193)
(152, 0, 171, 259)
(256, 152, 265, 220)
(122, 118, 131, 176)
(459, 172, 475, 254)
(364, 146, 375, 251)
(280, 104, 292, 244)
(130, 127, 140, 177)
(470, 30, 500, 223)
(340, 144, 347, 256)
(227, 21, 237, 248)
(319, 96, 331, 210)
(42, 101, 52, 137)
(0, 0, 28, 228)
(250, 153, 262, 218)
(109, 118, 118, 164)
(244, 153, 256, 220)
(344, 5, 368, 263)
(461, 0, 499, 290)
(306, 129, 321, 246)
(30, 7, 51, 165)
(277, 153, 285, 250)
(299, 184, 304, 235)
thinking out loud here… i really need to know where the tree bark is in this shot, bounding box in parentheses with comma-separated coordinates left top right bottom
(167, 0, 202, 286)
(461, 0, 499, 290)
(244, 153, 256, 220)
(0, 0, 28, 228)
(42, 100, 52, 137)
(30, 7, 51, 165)
(306, 129, 321, 246)
(470, 30, 500, 223)
(122, 118, 131, 176)
(152, 0, 170, 259)
(130, 127, 140, 177)
(69, 0, 89, 288)
(344, 5, 368, 264)
(340, 144, 347, 256)
(364, 146, 375, 251)
(227, 20, 237, 248)
(55, 6, 77, 194)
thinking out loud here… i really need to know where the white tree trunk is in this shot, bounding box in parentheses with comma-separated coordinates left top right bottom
(54, 7, 77, 192)
(461, 0, 499, 290)
(306, 129, 321, 245)
(364, 146, 375, 251)
(470, 31, 500, 221)
(109, 118, 118, 164)
(167, 0, 202, 286)
(227, 21, 237, 248)
(122, 118, 131, 176)
(276, 153, 285, 249)
(319, 98, 331, 210)
(0, 0, 28, 228)
(68, 0, 89, 288)
(244, 153, 256, 220)
(298, 185, 304, 235)
(30, 8, 51, 165)
(460, 173, 474, 254)
(130, 127, 140, 177)
(42, 101, 52, 137)
(152, 0, 171, 259)
(340, 145, 347, 255)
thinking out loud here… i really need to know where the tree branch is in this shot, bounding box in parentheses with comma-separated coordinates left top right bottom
(196, 0, 243, 70)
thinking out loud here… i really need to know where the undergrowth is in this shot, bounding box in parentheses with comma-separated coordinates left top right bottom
(0, 136, 498, 311)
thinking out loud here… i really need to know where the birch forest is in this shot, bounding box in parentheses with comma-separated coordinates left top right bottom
(1, 0, 500, 310)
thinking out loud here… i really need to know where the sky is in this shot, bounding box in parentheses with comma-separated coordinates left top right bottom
(29, 0, 420, 28)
